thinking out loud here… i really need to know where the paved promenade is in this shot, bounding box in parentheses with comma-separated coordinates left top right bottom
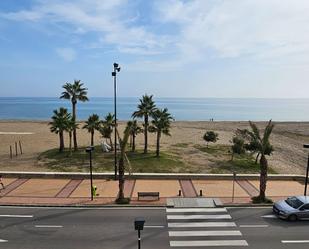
(0, 176, 305, 206)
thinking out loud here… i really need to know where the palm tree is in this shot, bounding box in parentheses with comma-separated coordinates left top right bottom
(60, 80, 88, 151)
(132, 94, 156, 153)
(150, 108, 174, 157)
(116, 121, 132, 202)
(83, 114, 101, 146)
(49, 107, 71, 152)
(100, 113, 115, 149)
(247, 120, 274, 202)
(66, 118, 79, 155)
(128, 120, 142, 152)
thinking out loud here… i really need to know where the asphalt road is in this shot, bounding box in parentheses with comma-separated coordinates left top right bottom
(0, 206, 309, 249)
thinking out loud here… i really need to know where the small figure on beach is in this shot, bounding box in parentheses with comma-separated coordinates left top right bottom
(0, 175, 5, 190)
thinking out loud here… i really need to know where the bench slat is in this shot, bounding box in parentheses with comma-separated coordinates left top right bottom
(137, 192, 160, 200)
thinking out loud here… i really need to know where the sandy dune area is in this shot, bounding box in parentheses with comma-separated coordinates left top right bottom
(0, 120, 308, 174)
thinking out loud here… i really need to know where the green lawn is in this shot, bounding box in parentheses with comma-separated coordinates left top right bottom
(194, 144, 277, 174)
(38, 144, 277, 174)
(38, 146, 187, 173)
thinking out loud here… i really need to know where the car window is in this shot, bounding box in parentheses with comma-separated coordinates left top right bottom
(285, 197, 304, 209)
(301, 204, 309, 210)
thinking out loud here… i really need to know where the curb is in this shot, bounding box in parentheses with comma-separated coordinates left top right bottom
(0, 204, 167, 208)
(0, 171, 305, 181)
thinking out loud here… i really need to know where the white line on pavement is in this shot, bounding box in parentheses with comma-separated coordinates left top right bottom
(166, 208, 227, 213)
(0, 239, 8, 243)
(282, 240, 309, 244)
(35, 225, 63, 228)
(167, 214, 231, 220)
(0, 214, 33, 218)
(144, 225, 165, 228)
(239, 224, 269, 228)
(169, 230, 242, 237)
(261, 215, 277, 219)
(168, 222, 236, 228)
(0, 132, 34, 135)
(0, 206, 165, 210)
(170, 240, 248, 247)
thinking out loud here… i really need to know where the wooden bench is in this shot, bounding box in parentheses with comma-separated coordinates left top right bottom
(138, 192, 160, 200)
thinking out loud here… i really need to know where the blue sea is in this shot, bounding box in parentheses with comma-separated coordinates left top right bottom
(0, 97, 308, 121)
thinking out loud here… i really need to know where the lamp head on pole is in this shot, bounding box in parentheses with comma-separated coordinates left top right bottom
(85, 146, 95, 153)
(113, 62, 121, 73)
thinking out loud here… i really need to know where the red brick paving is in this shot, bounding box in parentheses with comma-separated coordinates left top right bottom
(179, 180, 198, 197)
(0, 178, 304, 206)
(237, 180, 259, 197)
(56, 179, 83, 198)
(124, 179, 135, 198)
(0, 178, 29, 197)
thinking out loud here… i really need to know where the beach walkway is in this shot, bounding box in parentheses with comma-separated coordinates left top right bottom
(0, 177, 305, 206)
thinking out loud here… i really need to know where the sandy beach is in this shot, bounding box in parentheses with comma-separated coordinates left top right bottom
(0, 120, 308, 174)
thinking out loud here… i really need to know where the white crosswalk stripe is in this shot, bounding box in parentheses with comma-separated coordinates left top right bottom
(166, 206, 248, 247)
(168, 222, 236, 228)
(170, 240, 248, 247)
(167, 214, 232, 220)
(166, 208, 227, 213)
(169, 230, 242, 237)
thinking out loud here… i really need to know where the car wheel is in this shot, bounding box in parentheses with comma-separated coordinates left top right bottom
(288, 214, 297, 221)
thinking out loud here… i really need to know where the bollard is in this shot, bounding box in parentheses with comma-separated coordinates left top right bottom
(10, 146, 12, 159)
(178, 190, 182, 196)
(200, 190, 203, 196)
(15, 142, 18, 156)
(19, 140, 23, 154)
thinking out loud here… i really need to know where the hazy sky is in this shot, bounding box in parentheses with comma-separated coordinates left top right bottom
(1, 0, 309, 98)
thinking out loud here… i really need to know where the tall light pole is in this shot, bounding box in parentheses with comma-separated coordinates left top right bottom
(112, 63, 121, 180)
(85, 146, 94, 201)
(303, 144, 309, 196)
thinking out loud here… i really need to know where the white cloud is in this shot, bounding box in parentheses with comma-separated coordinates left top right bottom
(2, 0, 309, 69)
(155, 0, 309, 62)
(0, 0, 171, 56)
(55, 47, 76, 62)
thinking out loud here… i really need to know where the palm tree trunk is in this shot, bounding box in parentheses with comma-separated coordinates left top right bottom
(144, 115, 148, 153)
(156, 131, 161, 157)
(259, 154, 268, 201)
(72, 102, 78, 151)
(69, 131, 72, 155)
(109, 137, 114, 151)
(255, 152, 260, 164)
(118, 157, 125, 200)
(59, 131, 64, 152)
(91, 131, 94, 146)
(132, 134, 136, 152)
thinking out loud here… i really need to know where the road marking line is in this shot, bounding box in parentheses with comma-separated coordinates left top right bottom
(227, 207, 272, 209)
(282, 240, 309, 244)
(144, 225, 165, 228)
(35, 225, 63, 228)
(0, 239, 8, 243)
(169, 230, 242, 237)
(261, 215, 277, 219)
(170, 240, 248, 247)
(0, 206, 165, 210)
(0, 214, 33, 218)
(168, 222, 236, 228)
(0, 132, 34, 135)
(167, 214, 231, 220)
(166, 208, 227, 213)
(239, 225, 269, 228)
